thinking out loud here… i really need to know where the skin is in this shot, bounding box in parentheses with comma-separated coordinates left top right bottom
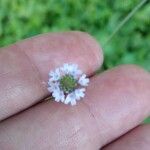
(102, 124, 150, 150)
(0, 31, 149, 150)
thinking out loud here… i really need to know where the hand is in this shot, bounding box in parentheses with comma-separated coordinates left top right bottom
(0, 32, 149, 150)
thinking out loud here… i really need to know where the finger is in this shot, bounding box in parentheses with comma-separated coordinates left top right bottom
(0, 31, 103, 121)
(102, 124, 150, 150)
(0, 65, 150, 150)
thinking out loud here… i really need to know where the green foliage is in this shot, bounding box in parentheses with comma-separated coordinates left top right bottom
(0, 0, 149, 70)
(144, 117, 150, 124)
(0, 0, 149, 122)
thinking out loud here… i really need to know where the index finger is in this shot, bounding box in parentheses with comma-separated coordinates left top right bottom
(0, 31, 103, 121)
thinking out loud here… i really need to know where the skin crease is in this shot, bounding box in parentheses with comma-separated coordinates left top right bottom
(102, 125, 150, 150)
(0, 32, 150, 150)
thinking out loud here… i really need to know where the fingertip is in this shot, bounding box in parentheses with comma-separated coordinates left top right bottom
(17, 31, 103, 79)
(68, 31, 104, 70)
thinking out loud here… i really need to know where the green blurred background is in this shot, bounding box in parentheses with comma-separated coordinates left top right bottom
(0, 0, 149, 122)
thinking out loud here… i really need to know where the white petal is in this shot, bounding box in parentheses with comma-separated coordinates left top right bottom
(71, 69, 82, 79)
(75, 88, 85, 100)
(47, 87, 53, 93)
(70, 99, 77, 106)
(64, 92, 76, 105)
(52, 90, 65, 102)
(64, 95, 71, 104)
(78, 74, 89, 86)
(49, 71, 54, 77)
(61, 63, 70, 74)
(70, 64, 82, 75)
(59, 91, 65, 102)
(48, 82, 60, 92)
(61, 64, 82, 79)
(52, 91, 61, 102)
(49, 68, 61, 81)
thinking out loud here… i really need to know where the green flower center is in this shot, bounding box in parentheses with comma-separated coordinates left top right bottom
(60, 75, 77, 93)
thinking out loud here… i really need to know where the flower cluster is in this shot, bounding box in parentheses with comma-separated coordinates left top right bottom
(48, 64, 89, 106)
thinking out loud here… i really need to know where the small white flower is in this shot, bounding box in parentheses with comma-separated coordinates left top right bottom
(48, 63, 90, 106)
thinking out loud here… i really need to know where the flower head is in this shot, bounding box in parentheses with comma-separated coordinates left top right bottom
(48, 63, 89, 106)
